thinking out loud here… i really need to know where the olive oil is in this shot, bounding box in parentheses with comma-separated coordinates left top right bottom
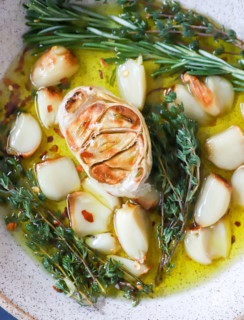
(1, 34, 244, 299)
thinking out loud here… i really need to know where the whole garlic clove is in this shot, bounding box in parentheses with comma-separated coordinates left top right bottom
(133, 186, 160, 210)
(7, 113, 42, 157)
(36, 87, 64, 129)
(231, 165, 244, 206)
(81, 177, 121, 211)
(208, 215, 231, 260)
(108, 255, 150, 277)
(85, 233, 120, 255)
(194, 173, 231, 227)
(68, 192, 112, 237)
(205, 125, 244, 170)
(184, 227, 212, 265)
(205, 76, 234, 116)
(116, 55, 146, 110)
(173, 84, 213, 125)
(114, 203, 149, 263)
(31, 46, 79, 88)
(36, 157, 80, 201)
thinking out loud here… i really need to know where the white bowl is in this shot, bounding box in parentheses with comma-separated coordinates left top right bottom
(0, 1, 244, 319)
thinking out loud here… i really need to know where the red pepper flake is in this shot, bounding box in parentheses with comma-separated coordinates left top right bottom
(53, 285, 62, 293)
(76, 165, 83, 173)
(40, 151, 48, 160)
(61, 207, 68, 220)
(231, 235, 236, 244)
(54, 128, 64, 139)
(81, 210, 94, 223)
(20, 95, 32, 108)
(53, 220, 59, 227)
(50, 145, 58, 152)
(0, 90, 2, 96)
(47, 136, 54, 143)
(15, 47, 28, 73)
(59, 77, 70, 90)
(99, 70, 103, 79)
(7, 222, 17, 231)
(47, 105, 53, 113)
(3, 78, 12, 86)
(151, 221, 155, 227)
(25, 79, 32, 91)
(13, 83, 20, 90)
(235, 221, 241, 227)
(100, 58, 108, 68)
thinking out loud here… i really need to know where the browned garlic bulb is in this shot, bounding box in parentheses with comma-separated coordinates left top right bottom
(57, 86, 152, 198)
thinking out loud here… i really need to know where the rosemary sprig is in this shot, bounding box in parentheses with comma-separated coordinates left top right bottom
(0, 155, 152, 306)
(23, 0, 244, 90)
(143, 93, 200, 285)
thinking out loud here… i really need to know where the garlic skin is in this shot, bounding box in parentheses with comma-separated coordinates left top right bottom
(114, 203, 149, 263)
(173, 84, 213, 125)
(194, 173, 231, 227)
(184, 216, 231, 264)
(205, 125, 244, 170)
(81, 177, 121, 211)
(108, 255, 150, 277)
(85, 233, 120, 255)
(7, 113, 42, 157)
(57, 86, 152, 198)
(36, 88, 63, 129)
(231, 165, 244, 206)
(68, 192, 112, 237)
(133, 186, 160, 210)
(116, 55, 146, 110)
(31, 46, 79, 88)
(36, 157, 80, 201)
(205, 76, 234, 116)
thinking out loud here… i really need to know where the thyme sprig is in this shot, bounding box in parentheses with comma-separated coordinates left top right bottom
(143, 93, 200, 285)
(0, 155, 152, 306)
(23, 0, 244, 90)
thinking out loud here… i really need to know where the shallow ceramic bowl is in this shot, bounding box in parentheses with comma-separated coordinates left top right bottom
(0, 1, 244, 319)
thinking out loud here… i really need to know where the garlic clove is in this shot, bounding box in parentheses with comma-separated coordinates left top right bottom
(36, 157, 80, 201)
(36, 87, 63, 129)
(85, 233, 120, 255)
(81, 177, 121, 211)
(205, 76, 234, 116)
(184, 227, 212, 265)
(114, 203, 149, 263)
(205, 125, 244, 170)
(108, 255, 150, 277)
(173, 84, 213, 125)
(231, 165, 244, 206)
(116, 55, 146, 110)
(7, 113, 42, 157)
(208, 215, 231, 260)
(31, 46, 79, 88)
(194, 173, 231, 227)
(133, 186, 160, 210)
(68, 192, 112, 237)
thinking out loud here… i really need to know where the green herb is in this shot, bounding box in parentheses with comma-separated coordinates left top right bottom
(143, 93, 200, 285)
(23, 0, 244, 90)
(0, 155, 152, 306)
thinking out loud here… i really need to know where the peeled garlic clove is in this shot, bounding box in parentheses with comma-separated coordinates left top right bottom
(194, 173, 231, 227)
(36, 88, 63, 129)
(81, 177, 121, 211)
(205, 76, 234, 115)
(108, 255, 150, 277)
(231, 165, 244, 206)
(31, 46, 79, 88)
(133, 186, 160, 210)
(85, 233, 120, 254)
(208, 215, 231, 260)
(116, 55, 146, 110)
(36, 157, 80, 201)
(7, 113, 42, 157)
(114, 203, 149, 263)
(205, 125, 244, 170)
(184, 227, 212, 265)
(173, 84, 213, 125)
(68, 192, 112, 237)
(57, 86, 152, 198)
